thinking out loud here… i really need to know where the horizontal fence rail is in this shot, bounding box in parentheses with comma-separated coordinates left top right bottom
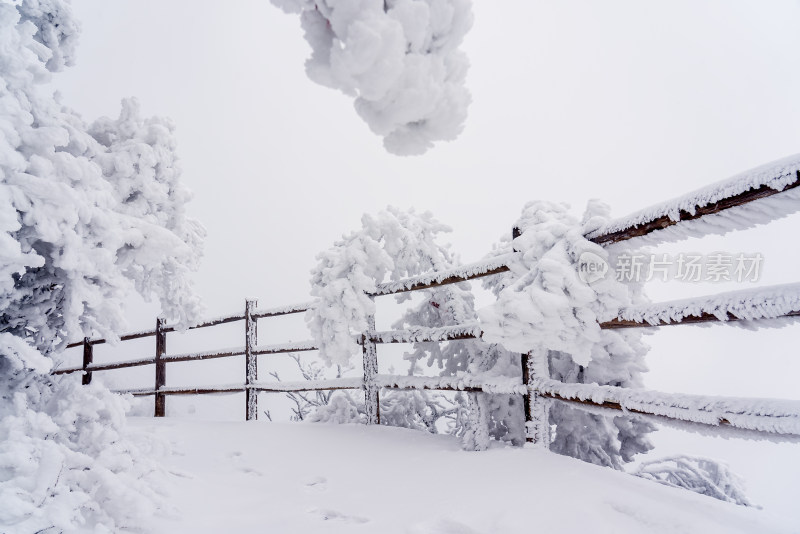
(110, 377, 800, 441)
(603, 283, 800, 328)
(55, 155, 800, 450)
(371, 254, 515, 295)
(63, 303, 315, 350)
(590, 175, 800, 245)
(588, 156, 800, 245)
(54, 286, 800, 436)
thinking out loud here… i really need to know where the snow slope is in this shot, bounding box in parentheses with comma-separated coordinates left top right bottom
(134, 418, 791, 534)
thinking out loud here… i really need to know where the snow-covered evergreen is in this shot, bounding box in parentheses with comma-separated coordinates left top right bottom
(307, 206, 453, 367)
(390, 284, 525, 449)
(309, 207, 526, 449)
(480, 201, 655, 468)
(0, 1, 203, 531)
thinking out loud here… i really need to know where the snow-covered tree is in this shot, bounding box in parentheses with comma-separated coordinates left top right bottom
(0, 1, 204, 531)
(391, 284, 525, 449)
(307, 207, 523, 450)
(308, 206, 453, 367)
(270, 0, 474, 155)
(308, 202, 654, 460)
(307, 207, 458, 436)
(480, 200, 655, 468)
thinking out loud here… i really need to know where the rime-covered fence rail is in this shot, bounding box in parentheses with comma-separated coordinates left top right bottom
(55, 154, 800, 442)
(54, 299, 320, 418)
(587, 154, 800, 246)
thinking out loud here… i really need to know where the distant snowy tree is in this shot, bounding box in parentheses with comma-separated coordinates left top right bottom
(308, 207, 522, 449)
(480, 200, 655, 468)
(634, 456, 756, 507)
(391, 284, 525, 449)
(308, 206, 453, 367)
(0, 1, 204, 531)
(271, 0, 473, 155)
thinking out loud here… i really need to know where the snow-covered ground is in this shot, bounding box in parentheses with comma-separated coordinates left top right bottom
(137, 418, 792, 534)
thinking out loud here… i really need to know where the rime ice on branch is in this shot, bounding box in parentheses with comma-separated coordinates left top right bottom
(271, 0, 473, 155)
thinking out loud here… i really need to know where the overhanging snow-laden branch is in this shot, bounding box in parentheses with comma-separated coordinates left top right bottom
(269, 0, 474, 155)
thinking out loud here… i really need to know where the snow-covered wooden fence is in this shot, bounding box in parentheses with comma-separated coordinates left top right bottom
(54, 156, 800, 443)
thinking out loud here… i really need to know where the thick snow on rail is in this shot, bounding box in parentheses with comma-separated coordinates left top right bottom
(616, 283, 800, 326)
(373, 253, 515, 295)
(532, 378, 800, 436)
(371, 323, 482, 343)
(589, 153, 800, 246)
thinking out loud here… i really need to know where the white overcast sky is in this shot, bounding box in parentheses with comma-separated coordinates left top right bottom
(53, 0, 800, 519)
(54, 0, 800, 310)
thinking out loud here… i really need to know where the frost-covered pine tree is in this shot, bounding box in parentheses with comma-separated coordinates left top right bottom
(308, 206, 454, 367)
(308, 207, 522, 449)
(480, 200, 655, 468)
(307, 206, 457, 432)
(1, 1, 204, 531)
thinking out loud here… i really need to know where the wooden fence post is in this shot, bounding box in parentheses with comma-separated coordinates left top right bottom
(521, 352, 532, 441)
(154, 317, 167, 417)
(245, 298, 258, 421)
(524, 348, 551, 447)
(362, 304, 380, 425)
(81, 337, 93, 385)
(513, 227, 549, 444)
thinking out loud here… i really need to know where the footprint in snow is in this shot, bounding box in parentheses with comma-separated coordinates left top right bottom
(226, 451, 263, 476)
(308, 508, 369, 524)
(238, 466, 264, 476)
(302, 476, 328, 492)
